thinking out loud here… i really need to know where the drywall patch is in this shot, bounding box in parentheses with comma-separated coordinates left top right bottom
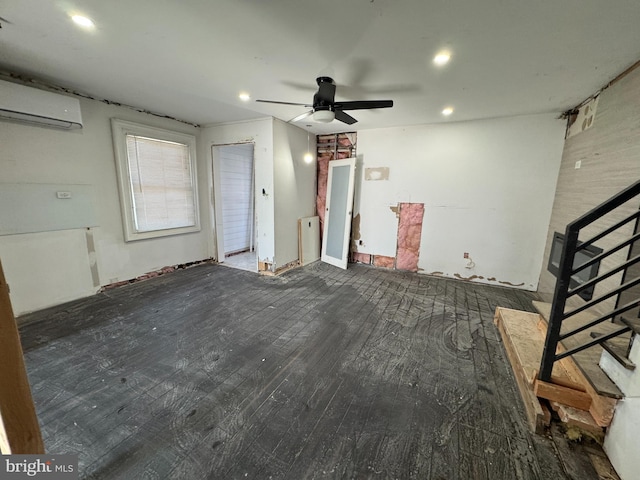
(396, 203, 425, 272)
(365, 167, 389, 181)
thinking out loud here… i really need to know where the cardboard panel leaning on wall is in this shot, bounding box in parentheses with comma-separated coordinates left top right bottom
(537, 65, 640, 315)
(0, 95, 211, 316)
(356, 113, 566, 290)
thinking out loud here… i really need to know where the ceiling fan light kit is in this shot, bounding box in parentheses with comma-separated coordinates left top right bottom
(313, 109, 335, 123)
(257, 76, 393, 125)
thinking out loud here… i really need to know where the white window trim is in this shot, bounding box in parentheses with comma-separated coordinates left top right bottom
(111, 118, 200, 242)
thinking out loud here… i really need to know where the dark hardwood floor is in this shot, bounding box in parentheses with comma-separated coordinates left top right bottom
(18, 262, 600, 479)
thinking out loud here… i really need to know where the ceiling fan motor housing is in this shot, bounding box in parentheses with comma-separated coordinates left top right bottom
(313, 77, 336, 110)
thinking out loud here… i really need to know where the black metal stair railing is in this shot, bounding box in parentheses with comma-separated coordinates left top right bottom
(539, 179, 640, 382)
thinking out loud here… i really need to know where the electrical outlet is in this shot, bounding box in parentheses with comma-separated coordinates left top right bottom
(56, 191, 72, 199)
(575, 160, 582, 169)
(463, 252, 469, 259)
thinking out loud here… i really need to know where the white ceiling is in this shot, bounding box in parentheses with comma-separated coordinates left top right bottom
(1, 0, 640, 134)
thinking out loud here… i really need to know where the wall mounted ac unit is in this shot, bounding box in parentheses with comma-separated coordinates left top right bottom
(0, 79, 83, 129)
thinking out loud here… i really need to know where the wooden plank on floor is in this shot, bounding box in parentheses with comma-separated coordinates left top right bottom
(549, 401, 604, 441)
(493, 308, 548, 434)
(532, 300, 619, 426)
(0, 259, 44, 454)
(534, 379, 592, 411)
(499, 307, 615, 426)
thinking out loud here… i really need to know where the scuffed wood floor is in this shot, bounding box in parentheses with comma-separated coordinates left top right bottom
(18, 262, 600, 479)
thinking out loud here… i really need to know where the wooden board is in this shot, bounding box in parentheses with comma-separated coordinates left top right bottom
(493, 307, 616, 433)
(534, 380, 592, 411)
(298, 216, 320, 266)
(494, 308, 549, 434)
(549, 402, 604, 440)
(533, 300, 619, 426)
(0, 259, 44, 453)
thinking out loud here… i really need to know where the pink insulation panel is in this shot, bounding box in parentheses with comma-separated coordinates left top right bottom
(396, 203, 425, 272)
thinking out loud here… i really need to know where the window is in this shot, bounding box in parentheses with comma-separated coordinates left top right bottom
(111, 119, 200, 241)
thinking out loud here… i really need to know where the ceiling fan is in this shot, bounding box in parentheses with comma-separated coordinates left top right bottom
(256, 77, 393, 125)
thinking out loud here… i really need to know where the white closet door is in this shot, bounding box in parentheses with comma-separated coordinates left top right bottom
(321, 158, 356, 269)
(219, 144, 254, 255)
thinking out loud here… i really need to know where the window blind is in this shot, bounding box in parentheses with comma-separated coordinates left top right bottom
(125, 134, 196, 232)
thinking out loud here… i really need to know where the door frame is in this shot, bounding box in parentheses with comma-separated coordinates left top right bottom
(210, 142, 256, 264)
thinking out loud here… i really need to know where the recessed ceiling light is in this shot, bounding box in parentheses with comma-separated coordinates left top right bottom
(442, 107, 454, 116)
(238, 92, 251, 102)
(433, 51, 451, 66)
(71, 14, 95, 28)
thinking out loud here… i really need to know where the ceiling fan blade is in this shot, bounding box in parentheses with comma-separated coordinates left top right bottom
(288, 110, 313, 123)
(256, 99, 311, 107)
(334, 110, 358, 125)
(335, 100, 393, 111)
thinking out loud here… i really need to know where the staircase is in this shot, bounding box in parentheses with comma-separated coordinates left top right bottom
(496, 179, 640, 480)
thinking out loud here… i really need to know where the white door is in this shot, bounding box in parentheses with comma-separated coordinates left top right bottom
(321, 158, 356, 269)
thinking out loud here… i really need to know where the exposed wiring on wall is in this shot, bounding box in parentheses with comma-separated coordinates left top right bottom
(465, 256, 476, 269)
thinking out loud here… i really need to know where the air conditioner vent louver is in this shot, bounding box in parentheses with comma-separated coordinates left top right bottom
(0, 79, 83, 130)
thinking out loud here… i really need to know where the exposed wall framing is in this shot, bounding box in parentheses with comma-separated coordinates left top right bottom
(316, 132, 357, 238)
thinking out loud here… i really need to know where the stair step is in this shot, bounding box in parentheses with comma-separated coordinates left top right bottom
(590, 331, 636, 370)
(619, 316, 640, 335)
(532, 300, 623, 399)
(496, 306, 618, 430)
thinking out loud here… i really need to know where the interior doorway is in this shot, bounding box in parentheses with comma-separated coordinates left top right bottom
(211, 143, 257, 272)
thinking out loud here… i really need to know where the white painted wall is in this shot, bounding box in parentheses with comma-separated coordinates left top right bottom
(0, 94, 210, 315)
(273, 119, 317, 269)
(601, 329, 640, 480)
(605, 397, 640, 480)
(356, 114, 565, 290)
(202, 119, 275, 266)
(0, 230, 96, 314)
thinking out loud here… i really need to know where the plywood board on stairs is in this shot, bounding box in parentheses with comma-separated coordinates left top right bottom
(494, 307, 611, 433)
(533, 300, 622, 398)
(533, 300, 620, 426)
(494, 307, 551, 434)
